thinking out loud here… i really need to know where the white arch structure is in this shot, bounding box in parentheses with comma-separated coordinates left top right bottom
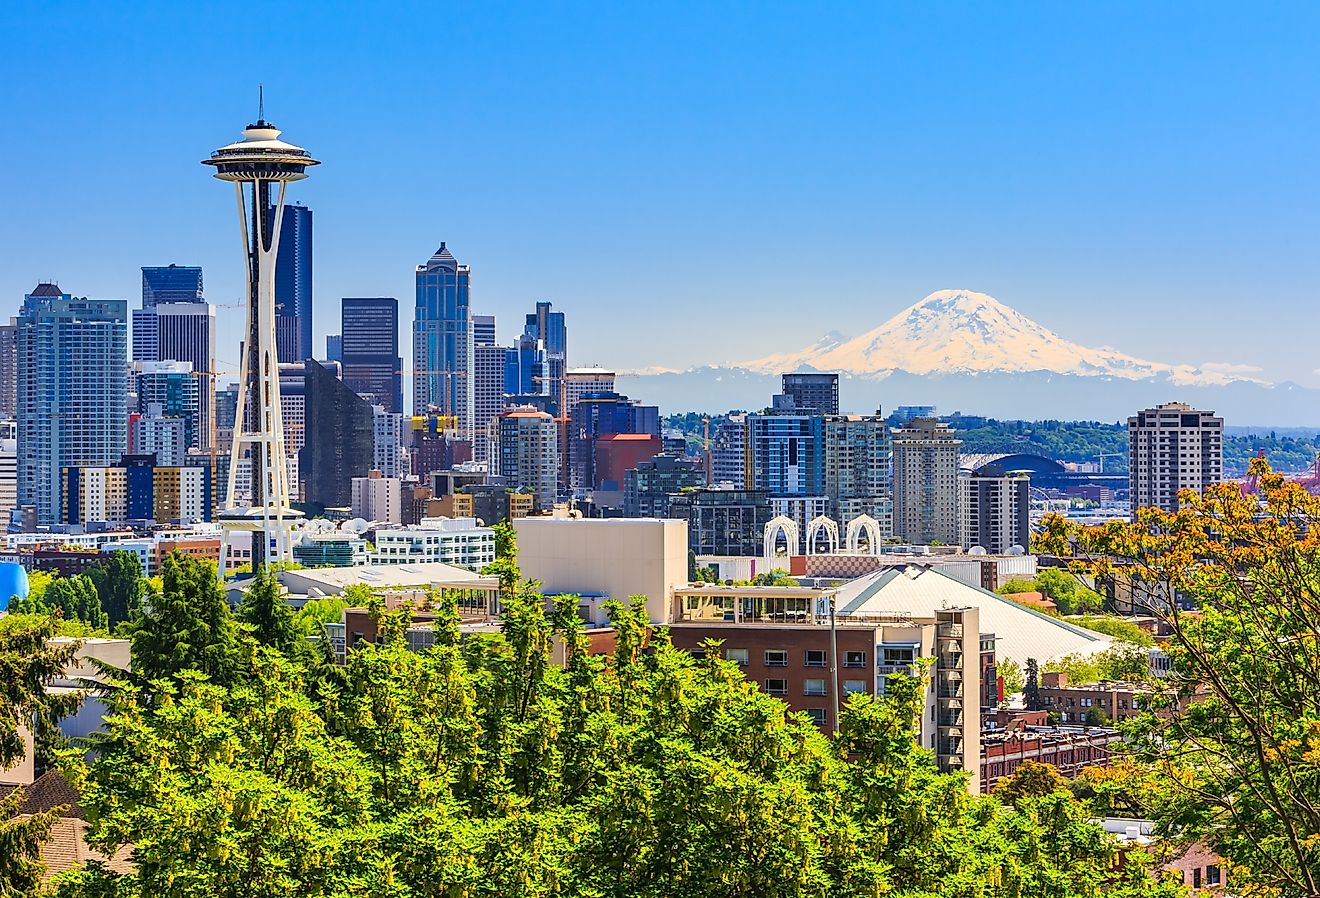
(763, 515, 800, 558)
(806, 516, 840, 555)
(845, 514, 882, 555)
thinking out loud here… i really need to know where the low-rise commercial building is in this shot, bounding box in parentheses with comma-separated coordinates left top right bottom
(980, 725, 1123, 793)
(369, 517, 495, 570)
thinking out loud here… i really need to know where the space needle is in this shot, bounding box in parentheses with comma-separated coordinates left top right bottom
(203, 95, 319, 576)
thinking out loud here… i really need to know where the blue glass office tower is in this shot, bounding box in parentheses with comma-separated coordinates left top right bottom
(413, 243, 472, 432)
(524, 301, 567, 408)
(342, 297, 403, 413)
(17, 284, 128, 525)
(744, 412, 825, 496)
(274, 202, 313, 362)
(141, 265, 204, 307)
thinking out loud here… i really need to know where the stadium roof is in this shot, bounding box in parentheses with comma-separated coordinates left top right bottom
(960, 452, 1066, 477)
(835, 565, 1113, 666)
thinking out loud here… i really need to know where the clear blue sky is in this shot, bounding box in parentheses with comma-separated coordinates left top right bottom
(2, 1, 1318, 387)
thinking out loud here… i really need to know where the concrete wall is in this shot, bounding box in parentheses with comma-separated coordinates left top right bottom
(514, 517, 688, 625)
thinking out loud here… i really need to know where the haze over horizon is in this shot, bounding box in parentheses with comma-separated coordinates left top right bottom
(3, 2, 1319, 391)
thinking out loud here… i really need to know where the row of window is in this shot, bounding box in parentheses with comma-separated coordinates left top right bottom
(725, 648, 874, 668)
(762, 678, 869, 697)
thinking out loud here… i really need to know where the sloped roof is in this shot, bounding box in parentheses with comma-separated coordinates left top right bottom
(835, 565, 1113, 666)
(30, 283, 63, 297)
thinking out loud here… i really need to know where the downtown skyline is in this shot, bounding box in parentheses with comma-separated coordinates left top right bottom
(2, 2, 1319, 390)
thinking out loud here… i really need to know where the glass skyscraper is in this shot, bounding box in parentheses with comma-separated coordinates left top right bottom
(275, 203, 313, 362)
(141, 264, 203, 307)
(341, 297, 403, 413)
(17, 284, 128, 525)
(524, 301, 567, 408)
(412, 243, 472, 433)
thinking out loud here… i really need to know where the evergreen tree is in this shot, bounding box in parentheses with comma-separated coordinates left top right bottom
(124, 552, 240, 687)
(88, 551, 145, 629)
(1024, 657, 1041, 710)
(235, 566, 301, 657)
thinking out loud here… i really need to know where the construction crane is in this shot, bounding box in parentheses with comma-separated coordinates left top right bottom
(1096, 452, 1121, 474)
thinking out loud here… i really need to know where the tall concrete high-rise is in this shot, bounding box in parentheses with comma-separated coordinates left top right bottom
(341, 297, 402, 413)
(16, 284, 128, 525)
(413, 243, 472, 431)
(824, 413, 893, 534)
(141, 265, 204, 307)
(494, 407, 559, 510)
(274, 202, 313, 362)
(472, 343, 507, 464)
(203, 106, 318, 572)
(1128, 402, 1224, 514)
(782, 373, 840, 415)
(958, 472, 1030, 554)
(892, 417, 961, 545)
(0, 421, 16, 525)
(710, 415, 747, 488)
(0, 318, 15, 420)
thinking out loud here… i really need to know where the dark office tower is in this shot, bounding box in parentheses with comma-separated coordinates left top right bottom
(0, 318, 15, 420)
(473, 314, 496, 347)
(341, 297, 403, 413)
(300, 359, 375, 509)
(141, 264, 204, 307)
(413, 243, 472, 432)
(781, 373, 840, 415)
(326, 335, 342, 362)
(524, 301, 566, 408)
(274, 202, 313, 362)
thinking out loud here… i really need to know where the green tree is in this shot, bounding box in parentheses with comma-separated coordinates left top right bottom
(996, 758, 1070, 804)
(752, 568, 797, 586)
(1024, 657, 1042, 710)
(480, 521, 520, 599)
(1039, 457, 1320, 896)
(88, 551, 145, 630)
(997, 657, 1025, 696)
(235, 566, 301, 656)
(293, 596, 348, 636)
(12, 574, 108, 631)
(1072, 615, 1155, 646)
(125, 552, 240, 687)
(999, 577, 1036, 594)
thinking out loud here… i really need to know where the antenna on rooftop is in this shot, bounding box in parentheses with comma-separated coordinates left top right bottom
(258, 84, 265, 122)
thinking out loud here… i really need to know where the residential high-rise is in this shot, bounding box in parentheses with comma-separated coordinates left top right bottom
(413, 243, 472, 432)
(132, 403, 189, 467)
(782, 373, 840, 415)
(473, 314, 496, 347)
(710, 416, 747, 488)
(0, 318, 15, 420)
(373, 406, 407, 478)
(134, 361, 200, 455)
(17, 284, 128, 525)
(524, 301, 567, 408)
(892, 417, 961, 545)
(472, 343, 507, 464)
(824, 413, 893, 534)
(274, 202, 313, 362)
(141, 264, 204, 307)
(1128, 402, 1224, 513)
(669, 488, 774, 557)
(0, 421, 16, 525)
(565, 368, 615, 422)
(341, 297, 402, 413)
(959, 473, 1030, 554)
(744, 412, 825, 496)
(300, 359, 374, 510)
(203, 111, 318, 571)
(351, 469, 402, 523)
(494, 408, 559, 510)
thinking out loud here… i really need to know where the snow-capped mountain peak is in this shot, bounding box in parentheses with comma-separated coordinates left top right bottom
(741, 289, 1265, 387)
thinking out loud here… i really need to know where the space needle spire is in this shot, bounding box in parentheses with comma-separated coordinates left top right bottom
(203, 101, 319, 576)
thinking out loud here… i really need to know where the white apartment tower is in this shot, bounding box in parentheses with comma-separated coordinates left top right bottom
(892, 417, 961, 545)
(958, 474, 1030, 554)
(1128, 402, 1224, 513)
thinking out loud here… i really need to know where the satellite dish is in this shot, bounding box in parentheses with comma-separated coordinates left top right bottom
(1007, 545, 1026, 555)
(969, 546, 988, 555)
(344, 518, 370, 535)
